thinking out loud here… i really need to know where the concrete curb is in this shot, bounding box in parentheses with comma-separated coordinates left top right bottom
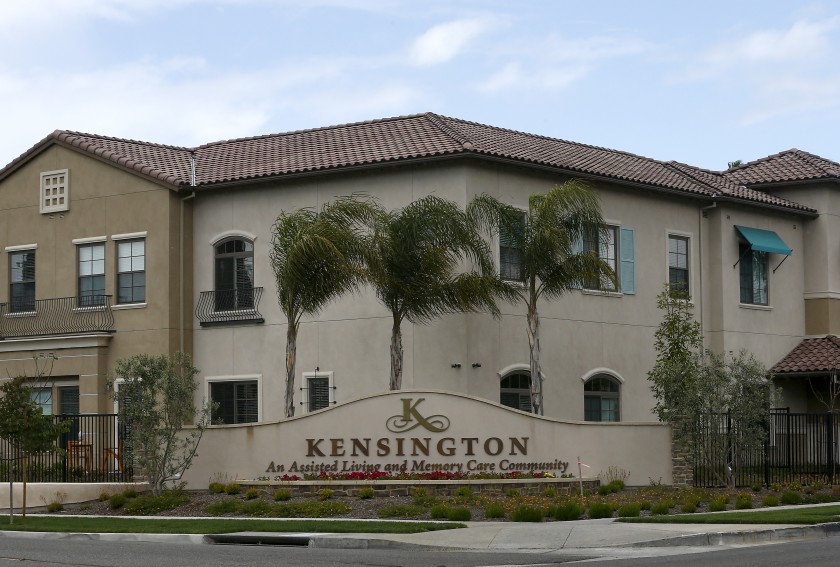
(631, 522, 840, 548)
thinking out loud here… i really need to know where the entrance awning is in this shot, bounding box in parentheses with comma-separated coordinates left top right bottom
(735, 225, 792, 255)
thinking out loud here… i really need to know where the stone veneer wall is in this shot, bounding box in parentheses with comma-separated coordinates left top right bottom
(241, 478, 600, 498)
(670, 429, 694, 487)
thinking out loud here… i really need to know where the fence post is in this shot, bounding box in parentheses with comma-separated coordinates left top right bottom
(828, 412, 835, 486)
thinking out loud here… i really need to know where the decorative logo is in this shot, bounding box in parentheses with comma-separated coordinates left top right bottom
(386, 398, 450, 433)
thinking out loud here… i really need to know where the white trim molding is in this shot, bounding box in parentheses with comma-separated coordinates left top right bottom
(71, 236, 107, 245)
(111, 231, 148, 241)
(209, 230, 258, 245)
(5, 243, 37, 252)
(496, 363, 547, 381)
(204, 374, 263, 423)
(580, 367, 626, 384)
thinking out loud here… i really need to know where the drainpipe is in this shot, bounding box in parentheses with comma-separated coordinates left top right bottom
(179, 151, 197, 355)
(699, 200, 717, 347)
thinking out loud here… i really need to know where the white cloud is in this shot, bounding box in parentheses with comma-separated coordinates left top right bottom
(409, 17, 498, 66)
(705, 18, 839, 65)
(478, 62, 586, 93)
(742, 74, 840, 125)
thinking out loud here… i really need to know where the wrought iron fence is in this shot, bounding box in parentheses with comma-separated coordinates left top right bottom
(195, 287, 265, 326)
(0, 414, 132, 483)
(694, 410, 838, 487)
(0, 296, 115, 338)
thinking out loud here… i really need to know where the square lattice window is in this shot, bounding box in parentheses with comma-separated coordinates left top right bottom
(40, 169, 69, 214)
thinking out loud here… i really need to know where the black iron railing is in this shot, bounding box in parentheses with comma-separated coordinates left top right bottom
(0, 296, 114, 339)
(195, 287, 265, 326)
(0, 413, 132, 483)
(694, 410, 839, 487)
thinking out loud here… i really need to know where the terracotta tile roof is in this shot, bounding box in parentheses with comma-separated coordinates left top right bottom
(725, 149, 840, 185)
(771, 336, 840, 374)
(0, 113, 823, 214)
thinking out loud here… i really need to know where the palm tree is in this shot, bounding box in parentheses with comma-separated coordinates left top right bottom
(469, 180, 616, 415)
(270, 197, 374, 417)
(362, 195, 508, 390)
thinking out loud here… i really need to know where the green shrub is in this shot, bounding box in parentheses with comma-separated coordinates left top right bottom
(245, 488, 260, 500)
(588, 502, 613, 519)
(358, 487, 375, 499)
(237, 499, 272, 517)
(709, 495, 728, 512)
(771, 482, 782, 492)
(598, 485, 612, 496)
(553, 501, 584, 521)
(109, 494, 127, 509)
(224, 483, 241, 495)
(762, 494, 779, 507)
(273, 489, 292, 501)
(46, 502, 64, 513)
(209, 482, 225, 493)
(378, 504, 424, 518)
(99, 492, 110, 502)
(505, 488, 520, 498)
(650, 501, 670, 515)
(430, 504, 450, 519)
(735, 493, 753, 510)
(608, 479, 625, 492)
(781, 490, 802, 505)
(510, 505, 544, 522)
(207, 499, 238, 515)
(456, 486, 473, 498)
(543, 487, 556, 498)
(79, 503, 90, 511)
(447, 507, 472, 521)
(617, 503, 641, 518)
(681, 501, 697, 514)
(123, 493, 189, 516)
(269, 501, 351, 518)
(318, 489, 334, 501)
(122, 488, 139, 499)
(639, 500, 651, 511)
(484, 502, 505, 519)
(751, 482, 762, 492)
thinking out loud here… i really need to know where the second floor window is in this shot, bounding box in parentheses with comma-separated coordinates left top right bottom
(668, 235, 689, 295)
(78, 243, 105, 307)
(214, 238, 254, 311)
(499, 211, 526, 282)
(583, 225, 617, 291)
(10, 250, 36, 312)
(117, 239, 145, 304)
(739, 243, 768, 305)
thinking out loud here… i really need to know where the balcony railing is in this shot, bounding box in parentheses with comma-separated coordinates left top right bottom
(0, 295, 115, 339)
(195, 287, 265, 326)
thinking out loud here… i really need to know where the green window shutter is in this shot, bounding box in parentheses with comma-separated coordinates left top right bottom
(619, 227, 635, 295)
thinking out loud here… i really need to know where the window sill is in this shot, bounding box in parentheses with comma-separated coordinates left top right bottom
(739, 303, 772, 311)
(581, 289, 623, 298)
(72, 305, 107, 313)
(113, 303, 147, 311)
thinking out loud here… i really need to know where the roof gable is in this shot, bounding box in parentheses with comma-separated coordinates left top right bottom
(724, 149, 840, 186)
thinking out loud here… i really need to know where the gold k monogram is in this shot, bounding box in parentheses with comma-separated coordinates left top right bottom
(386, 398, 450, 433)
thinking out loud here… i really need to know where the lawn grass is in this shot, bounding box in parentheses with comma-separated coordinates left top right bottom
(619, 505, 840, 525)
(0, 516, 464, 534)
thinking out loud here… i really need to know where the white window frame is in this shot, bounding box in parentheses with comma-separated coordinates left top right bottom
(40, 169, 69, 214)
(666, 230, 692, 296)
(205, 374, 262, 424)
(302, 370, 335, 412)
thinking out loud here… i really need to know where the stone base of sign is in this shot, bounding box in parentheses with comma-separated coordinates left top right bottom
(240, 477, 600, 498)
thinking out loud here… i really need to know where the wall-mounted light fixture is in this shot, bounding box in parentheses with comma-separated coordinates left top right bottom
(451, 363, 462, 369)
(472, 363, 482, 368)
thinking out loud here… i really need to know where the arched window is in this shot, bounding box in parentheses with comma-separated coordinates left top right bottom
(500, 372, 532, 412)
(584, 374, 620, 422)
(214, 237, 254, 311)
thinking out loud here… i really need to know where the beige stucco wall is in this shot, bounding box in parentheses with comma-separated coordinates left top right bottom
(182, 391, 673, 488)
(191, 160, 758, 423)
(0, 145, 191, 412)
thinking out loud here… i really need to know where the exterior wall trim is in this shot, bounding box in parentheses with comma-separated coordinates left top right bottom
(0, 333, 113, 353)
(209, 230, 258, 245)
(111, 231, 148, 241)
(71, 236, 107, 245)
(580, 367, 626, 383)
(4, 243, 38, 252)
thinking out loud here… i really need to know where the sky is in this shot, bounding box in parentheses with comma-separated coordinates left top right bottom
(1, 0, 839, 171)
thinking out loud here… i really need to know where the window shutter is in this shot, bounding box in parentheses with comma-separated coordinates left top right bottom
(570, 234, 584, 289)
(619, 227, 635, 295)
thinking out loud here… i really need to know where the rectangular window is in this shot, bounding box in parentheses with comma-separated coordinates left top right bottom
(583, 225, 617, 291)
(210, 380, 259, 424)
(40, 169, 69, 214)
(303, 371, 335, 412)
(668, 235, 689, 295)
(739, 243, 768, 305)
(30, 388, 53, 416)
(117, 239, 146, 304)
(78, 243, 106, 307)
(499, 211, 526, 282)
(10, 250, 36, 312)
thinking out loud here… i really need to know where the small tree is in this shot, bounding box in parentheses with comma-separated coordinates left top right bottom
(648, 286, 777, 486)
(0, 377, 68, 523)
(109, 352, 211, 495)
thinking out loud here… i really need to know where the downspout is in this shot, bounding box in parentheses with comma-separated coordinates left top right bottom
(699, 200, 717, 347)
(179, 152, 197, 355)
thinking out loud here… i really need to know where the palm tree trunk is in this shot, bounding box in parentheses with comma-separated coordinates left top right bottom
(285, 322, 298, 418)
(390, 317, 403, 390)
(527, 302, 543, 416)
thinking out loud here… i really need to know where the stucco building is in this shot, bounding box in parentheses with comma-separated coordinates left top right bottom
(1, 113, 837, 423)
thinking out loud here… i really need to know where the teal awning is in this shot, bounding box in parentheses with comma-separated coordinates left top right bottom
(735, 225, 792, 255)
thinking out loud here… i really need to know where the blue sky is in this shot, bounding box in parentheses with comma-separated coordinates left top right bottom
(1, 0, 838, 170)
